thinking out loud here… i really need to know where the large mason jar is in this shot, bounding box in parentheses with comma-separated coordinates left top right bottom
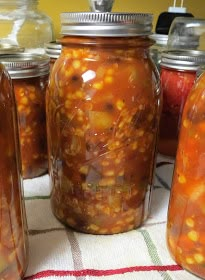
(0, 63, 28, 279)
(167, 71, 205, 278)
(46, 12, 161, 234)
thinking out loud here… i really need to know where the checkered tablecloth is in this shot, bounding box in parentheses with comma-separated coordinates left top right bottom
(23, 154, 201, 280)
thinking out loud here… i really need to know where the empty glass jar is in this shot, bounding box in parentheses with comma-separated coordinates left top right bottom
(0, 0, 54, 53)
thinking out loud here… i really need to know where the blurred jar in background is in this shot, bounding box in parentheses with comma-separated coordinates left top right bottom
(0, 53, 50, 179)
(168, 17, 205, 51)
(0, 0, 54, 54)
(167, 71, 205, 279)
(149, 33, 168, 70)
(45, 41, 62, 70)
(0, 63, 28, 279)
(46, 12, 161, 234)
(158, 50, 205, 157)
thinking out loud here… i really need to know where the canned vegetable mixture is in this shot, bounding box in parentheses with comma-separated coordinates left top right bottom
(46, 13, 161, 234)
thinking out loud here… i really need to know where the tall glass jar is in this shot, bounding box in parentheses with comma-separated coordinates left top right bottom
(46, 12, 161, 234)
(0, 53, 50, 179)
(0, 0, 54, 53)
(167, 71, 205, 279)
(158, 50, 205, 157)
(0, 63, 28, 279)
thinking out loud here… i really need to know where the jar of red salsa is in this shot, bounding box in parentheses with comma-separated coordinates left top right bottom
(0, 53, 50, 179)
(167, 71, 205, 279)
(46, 12, 161, 234)
(158, 50, 205, 157)
(0, 63, 28, 279)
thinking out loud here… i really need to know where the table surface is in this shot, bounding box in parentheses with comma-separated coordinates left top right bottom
(23, 154, 202, 280)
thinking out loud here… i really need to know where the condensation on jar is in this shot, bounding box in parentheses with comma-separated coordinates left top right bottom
(0, 63, 28, 279)
(0, 53, 50, 179)
(45, 41, 62, 70)
(167, 71, 205, 279)
(46, 12, 161, 234)
(158, 50, 205, 158)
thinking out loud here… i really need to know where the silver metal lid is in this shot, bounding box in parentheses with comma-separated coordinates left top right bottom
(0, 44, 24, 55)
(45, 41, 62, 59)
(0, 53, 50, 79)
(60, 12, 153, 37)
(161, 50, 205, 71)
(149, 34, 168, 46)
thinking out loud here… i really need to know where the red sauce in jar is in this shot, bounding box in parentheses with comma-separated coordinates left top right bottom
(158, 50, 205, 157)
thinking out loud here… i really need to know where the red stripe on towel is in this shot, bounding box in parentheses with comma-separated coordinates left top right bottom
(24, 265, 183, 279)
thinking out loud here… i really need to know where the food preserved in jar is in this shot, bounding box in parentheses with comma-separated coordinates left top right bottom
(167, 71, 205, 279)
(0, 53, 50, 179)
(0, 63, 28, 279)
(46, 12, 161, 234)
(158, 50, 205, 157)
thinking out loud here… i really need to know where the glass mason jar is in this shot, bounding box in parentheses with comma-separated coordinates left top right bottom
(158, 50, 205, 158)
(0, 0, 54, 54)
(0, 53, 50, 179)
(0, 63, 28, 279)
(46, 12, 161, 234)
(149, 33, 168, 71)
(167, 71, 205, 279)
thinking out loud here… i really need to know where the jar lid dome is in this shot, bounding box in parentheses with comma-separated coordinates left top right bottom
(0, 53, 50, 78)
(161, 50, 205, 71)
(60, 12, 153, 37)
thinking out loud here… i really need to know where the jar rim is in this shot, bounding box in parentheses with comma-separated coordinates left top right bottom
(60, 12, 153, 37)
(160, 50, 205, 71)
(0, 53, 49, 78)
(44, 41, 62, 59)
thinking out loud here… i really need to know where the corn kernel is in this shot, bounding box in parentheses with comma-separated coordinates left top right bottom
(72, 60, 81, 69)
(99, 177, 115, 186)
(188, 230, 199, 242)
(65, 100, 71, 108)
(89, 224, 99, 231)
(106, 68, 114, 75)
(93, 82, 103, 90)
(18, 104, 24, 112)
(104, 170, 115, 176)
(131, 141, 138, 150)
(102, 161, 110, 167)
(186, 217, 195, 228)
(104, 76, 113, 84)
(183, 119, 189, 128)
(116, 99, 125, 110)
(75, 90, 84, 98)
(178, 174, 186, 184)
(186, 257, 194, 264)
(194, 253, 204, 263)
(21, 96, 29, 105)
(79, 165, 89, 174)
(29, 93, 36, 100)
